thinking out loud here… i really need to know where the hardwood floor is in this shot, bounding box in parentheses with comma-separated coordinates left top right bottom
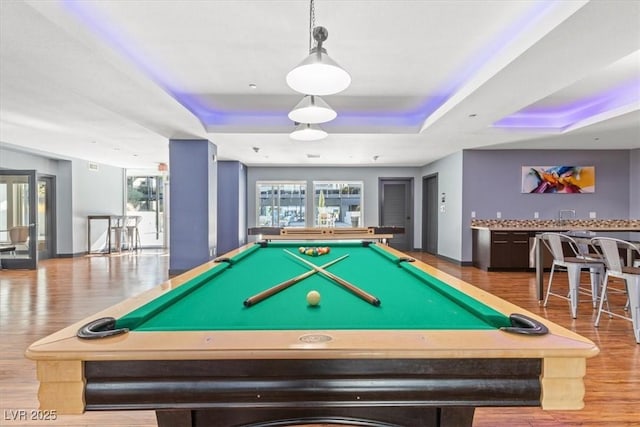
(0, 250, 638, 426)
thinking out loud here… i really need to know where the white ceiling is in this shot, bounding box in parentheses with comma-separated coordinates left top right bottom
(0, 0, 638, 169)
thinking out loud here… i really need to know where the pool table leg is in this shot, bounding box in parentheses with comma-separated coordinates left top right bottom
(439, 407, 476, 426)
(156, 410, 190, 427)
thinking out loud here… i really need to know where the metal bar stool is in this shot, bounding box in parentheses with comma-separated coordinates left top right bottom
(591, 237, 640, 344)
(126, 216, 142, 251)
(541, 232, 605, 318)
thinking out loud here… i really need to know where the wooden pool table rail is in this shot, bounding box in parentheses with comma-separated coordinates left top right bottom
(248, 226, 397, 242)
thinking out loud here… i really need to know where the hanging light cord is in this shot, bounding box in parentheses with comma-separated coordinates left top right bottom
(308, 0, 316, 51)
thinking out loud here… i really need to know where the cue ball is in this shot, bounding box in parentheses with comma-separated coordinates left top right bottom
(306, 290, 321, 306)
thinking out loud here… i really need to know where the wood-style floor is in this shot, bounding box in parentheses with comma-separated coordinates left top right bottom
(0, 250, 638, 427)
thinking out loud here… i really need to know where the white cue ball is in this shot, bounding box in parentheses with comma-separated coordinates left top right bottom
(306, 290, 321, 306)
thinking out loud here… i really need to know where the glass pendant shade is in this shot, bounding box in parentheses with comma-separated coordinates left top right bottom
(289, 123, 328, 141)
(288, 95, 337, 124)
(286, 47, 351, 96)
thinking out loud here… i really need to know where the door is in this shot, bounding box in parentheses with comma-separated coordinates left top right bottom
(379, 178, 413, 251)
(422, 174, 438, 254)
(37, 175, 56, 260)
(0, 170, 37, 269)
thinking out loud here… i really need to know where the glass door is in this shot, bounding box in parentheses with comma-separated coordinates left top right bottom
(0, 170, 37, 269)
(37, 175, 56, 260)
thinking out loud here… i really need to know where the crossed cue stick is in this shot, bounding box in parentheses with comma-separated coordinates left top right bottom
(284, 250, 381, 306)
(243, 251, 381, 307)
(243, 254, 349, 307)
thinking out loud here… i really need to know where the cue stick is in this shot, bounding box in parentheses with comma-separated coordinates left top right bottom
(243, 254, 349, 307)
(283, 249, 381, 307)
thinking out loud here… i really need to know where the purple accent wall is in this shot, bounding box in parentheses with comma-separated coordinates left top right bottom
(169, 139, 217, 275)
(631, 149, 640, 218)
(461, 149, 632, 262)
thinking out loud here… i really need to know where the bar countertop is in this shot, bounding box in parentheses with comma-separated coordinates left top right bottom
(470, 219, 640, 231)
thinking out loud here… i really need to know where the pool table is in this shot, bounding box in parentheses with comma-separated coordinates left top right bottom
(27, 241, 598, 427)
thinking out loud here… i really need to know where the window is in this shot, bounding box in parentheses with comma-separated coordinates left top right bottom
(313, 181, 363, 227)
(257, 182, 306, 227)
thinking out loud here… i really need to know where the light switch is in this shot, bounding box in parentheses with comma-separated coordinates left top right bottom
(496, 212, 502, 219)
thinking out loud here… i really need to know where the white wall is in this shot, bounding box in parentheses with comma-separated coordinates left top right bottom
(1, 143, 124, 255)
(72, 161, 124, 254)
(420, 152, 463, 261)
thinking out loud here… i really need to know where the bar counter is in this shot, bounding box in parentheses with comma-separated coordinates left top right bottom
(470, 219, 639, 299)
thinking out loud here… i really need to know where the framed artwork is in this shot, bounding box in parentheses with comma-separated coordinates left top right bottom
(521, 166, 595, 194)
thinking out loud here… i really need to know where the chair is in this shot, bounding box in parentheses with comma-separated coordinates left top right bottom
(541, 232, 605, 318)
(9, 226, 29, 251)
(591, 237, 640, 344)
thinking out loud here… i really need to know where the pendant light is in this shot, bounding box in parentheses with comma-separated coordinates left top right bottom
(287, 26, 351, 96)
(288, 95, 337, 123)
(286, 0, 350, 96)
(289, 123, 328, 141)
(288, 0, 348, 141)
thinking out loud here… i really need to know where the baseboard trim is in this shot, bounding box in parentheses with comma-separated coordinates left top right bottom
(409, 249, 471, 267)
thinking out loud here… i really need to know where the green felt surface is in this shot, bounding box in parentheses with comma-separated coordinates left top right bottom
(117, 242, 511, 331)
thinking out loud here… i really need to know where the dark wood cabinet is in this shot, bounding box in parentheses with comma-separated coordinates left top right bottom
(472, 229, 531, 271)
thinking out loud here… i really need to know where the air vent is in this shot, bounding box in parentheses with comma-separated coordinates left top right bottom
(88, 162, 99, 171)
(306, 154, 320, 159)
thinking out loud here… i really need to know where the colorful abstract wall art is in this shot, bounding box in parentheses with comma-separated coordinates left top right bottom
(521, 166, 595, 194)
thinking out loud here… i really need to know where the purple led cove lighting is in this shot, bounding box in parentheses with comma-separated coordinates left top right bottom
(494, 78, 640, 130)
(61, 0, 227, 123)
(412, 0, 558, 121)
(63, 0, 625, 132)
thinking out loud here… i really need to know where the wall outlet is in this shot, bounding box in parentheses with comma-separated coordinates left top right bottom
(589, 212, 597, 219)
(496, 211, 502, 219)
(471, 211, 476, 218)
(534, 212, 539, 219)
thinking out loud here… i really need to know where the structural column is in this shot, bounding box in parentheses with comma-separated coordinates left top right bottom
(168, 139, 217, 275)
(217, 161, 247, 255)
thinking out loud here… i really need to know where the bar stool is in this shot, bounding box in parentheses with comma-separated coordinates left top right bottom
(591, 237, 640, 344)
(541, 232, 605, 318)
(110, 216, 127, 252)
(126, 216, 142, 251)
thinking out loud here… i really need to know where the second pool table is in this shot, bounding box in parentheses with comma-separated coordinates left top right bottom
(27, 241, 598, 427)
